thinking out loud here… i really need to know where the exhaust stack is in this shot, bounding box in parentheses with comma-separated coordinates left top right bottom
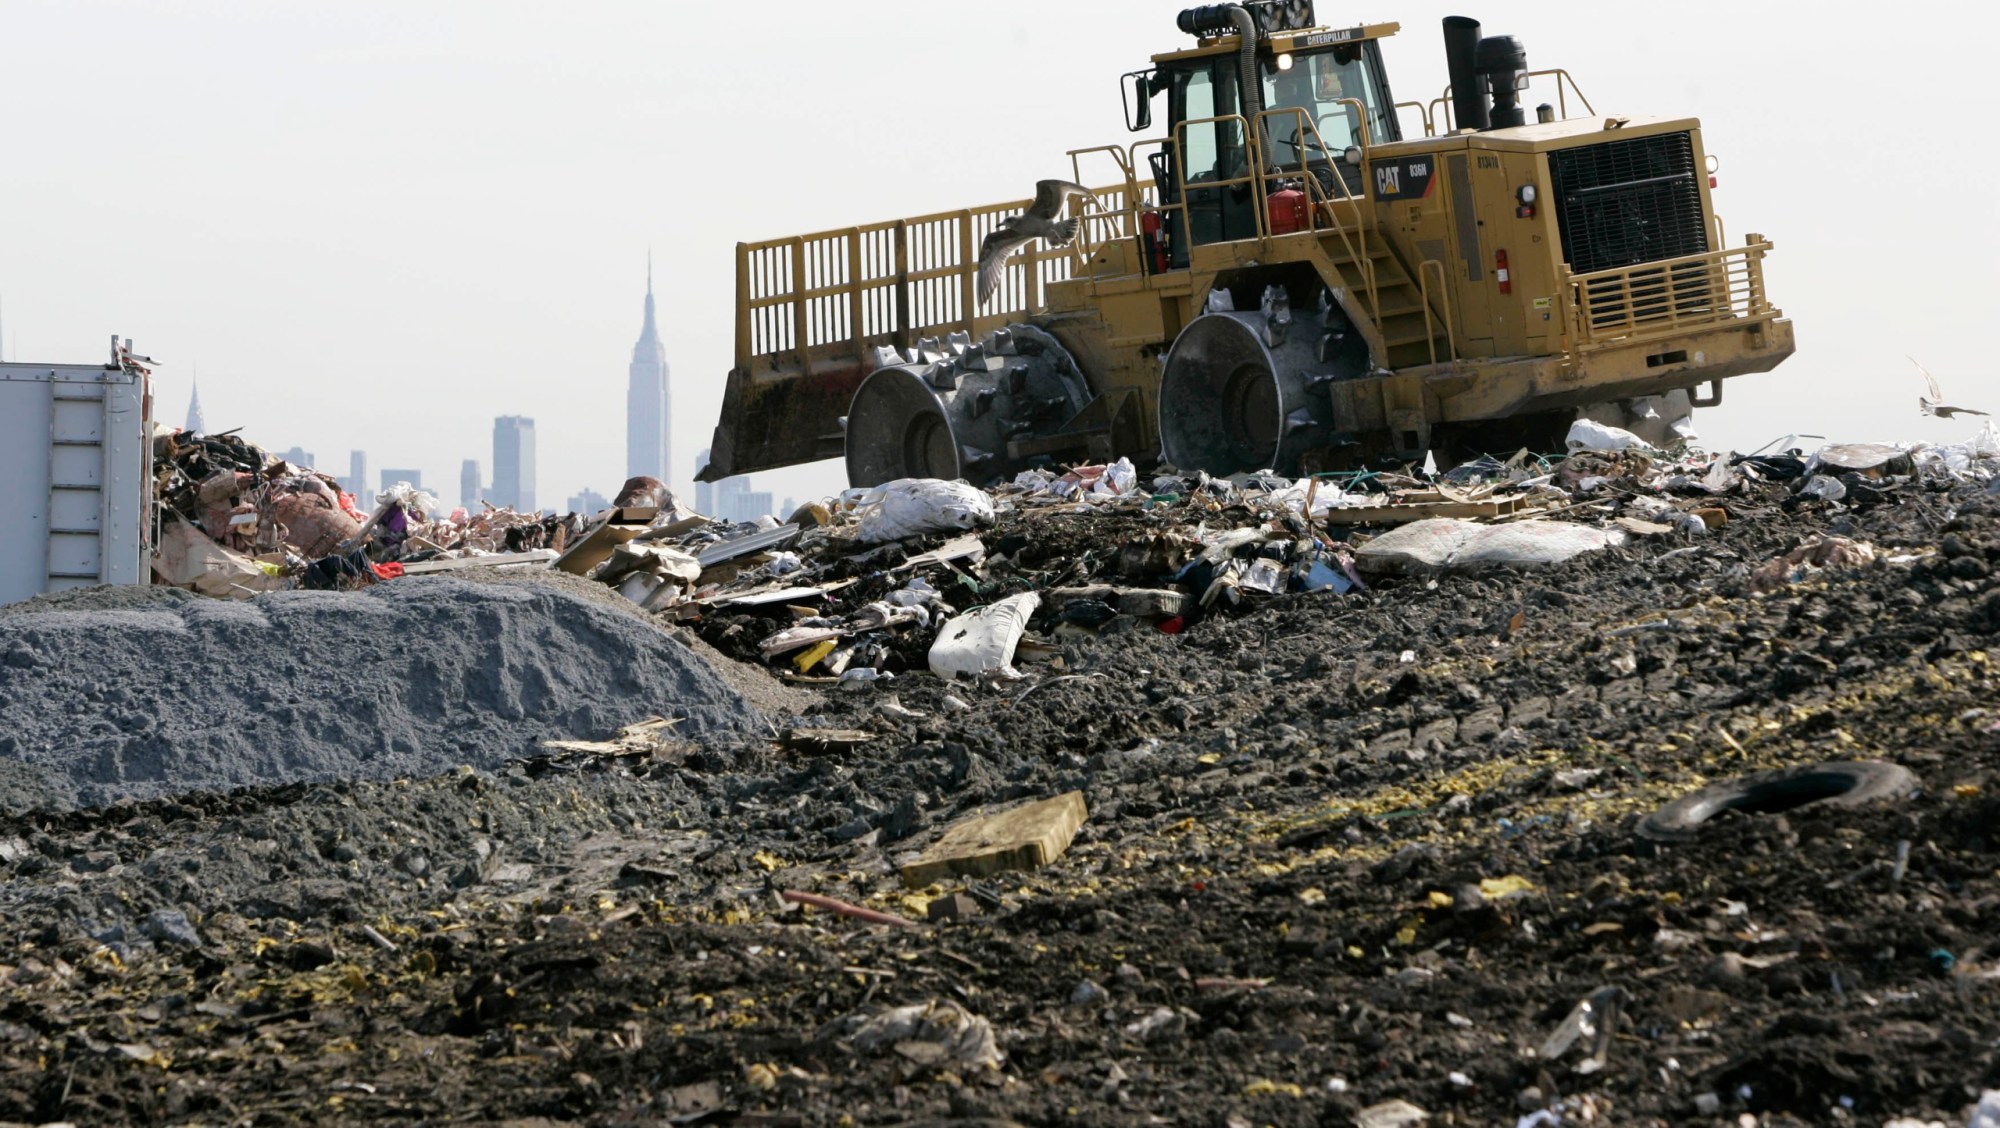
(1442, 17, 1489, 132)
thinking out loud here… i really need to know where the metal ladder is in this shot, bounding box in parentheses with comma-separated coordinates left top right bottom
(45, 379, 106, 590)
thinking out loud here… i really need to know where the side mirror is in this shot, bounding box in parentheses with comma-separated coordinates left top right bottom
(1125, 72, 1154, 132)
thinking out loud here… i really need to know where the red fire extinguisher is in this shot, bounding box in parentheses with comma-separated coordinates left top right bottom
(1141, 209, 1169, 274)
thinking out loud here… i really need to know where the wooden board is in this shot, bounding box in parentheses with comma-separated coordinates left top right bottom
(400, 549, 558, 575)
(899, 791, 1087, 889)
(1321, 496, 1535, 525)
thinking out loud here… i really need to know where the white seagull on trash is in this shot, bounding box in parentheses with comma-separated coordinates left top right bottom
(975, 179, 1101, 306)
(1913, 357, 1990, 419)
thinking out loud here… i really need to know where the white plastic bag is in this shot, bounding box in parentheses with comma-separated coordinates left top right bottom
(1566, 419, 1653, 453)
(855, 479, 997, 544)
(1094, 457, 1138, 497)
(928, 592, 1040, 681)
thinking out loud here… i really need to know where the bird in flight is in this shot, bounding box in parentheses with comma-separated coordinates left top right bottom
(1912, 357, 1990, 419)
(976, 180, 1100, 306)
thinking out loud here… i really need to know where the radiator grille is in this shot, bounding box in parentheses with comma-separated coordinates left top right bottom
(1549, 132, 1709, 275)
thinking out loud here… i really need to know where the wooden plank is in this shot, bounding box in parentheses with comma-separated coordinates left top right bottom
(900, 792, 1087, 889)
(1321, 497, 1534, 526)
(399, 549, 559, 575)
(783, 728, 875, 752)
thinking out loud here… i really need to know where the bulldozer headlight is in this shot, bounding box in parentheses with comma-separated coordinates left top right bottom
(1275, 51, 1294, 71)
(1517, 185, 1537, 206)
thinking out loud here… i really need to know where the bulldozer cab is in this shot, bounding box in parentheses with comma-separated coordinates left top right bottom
(1146, 28, 1401, 267)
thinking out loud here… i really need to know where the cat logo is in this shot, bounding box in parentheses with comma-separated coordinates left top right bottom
(1375, 166, 1402, 195)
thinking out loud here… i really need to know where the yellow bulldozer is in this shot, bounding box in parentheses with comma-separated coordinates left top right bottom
(701, 4, 1795, 487)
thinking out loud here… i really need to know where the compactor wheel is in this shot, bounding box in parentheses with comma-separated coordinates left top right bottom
(1157, 287, 1366, 477)
(844, 325, 1090, 488)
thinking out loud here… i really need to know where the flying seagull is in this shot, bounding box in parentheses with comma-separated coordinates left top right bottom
(975, 179, 1100, 306)
(1912, 357, 1990, 419)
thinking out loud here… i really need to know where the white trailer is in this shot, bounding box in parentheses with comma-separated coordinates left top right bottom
(0, 337, 155, 605)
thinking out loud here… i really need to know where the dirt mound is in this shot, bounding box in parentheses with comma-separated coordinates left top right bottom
(0, 576, 760, 810)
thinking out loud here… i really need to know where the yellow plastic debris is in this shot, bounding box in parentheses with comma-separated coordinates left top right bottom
(793, 639, 837, 672)
(1479, 874, 1537, 900)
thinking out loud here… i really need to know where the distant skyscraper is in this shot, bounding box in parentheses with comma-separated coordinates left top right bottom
(278, 446, 315, 470)
(380, 469, 423, 492)
(185, 375, 206, 434)
(344, 450, 371, 509)
(713, 473, 771, 524)
(492, 416, 537, 513)
(460, 460, 483, 510)
(694, 448, 715, 516)
(566, 487, 610, 515)
(626, 257, 672, 489)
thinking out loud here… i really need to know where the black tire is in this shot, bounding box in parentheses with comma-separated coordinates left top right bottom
(1635, 761, 1919, 843)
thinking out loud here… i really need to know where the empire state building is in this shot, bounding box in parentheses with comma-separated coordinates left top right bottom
(626, 259, 672, 486)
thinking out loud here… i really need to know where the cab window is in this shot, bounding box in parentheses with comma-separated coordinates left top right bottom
(1259, 44, 1397, 162)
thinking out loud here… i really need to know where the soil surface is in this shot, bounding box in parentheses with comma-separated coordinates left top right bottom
(2, 477, 1998, 1126)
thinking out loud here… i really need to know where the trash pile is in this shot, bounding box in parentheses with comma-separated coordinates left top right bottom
(618, 420, 2000, 688)
(150, 426, 583, 598)
(147, 416, 2000, 691)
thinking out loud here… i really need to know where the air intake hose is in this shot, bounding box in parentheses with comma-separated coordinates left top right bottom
(1229, 5, 1264, 148)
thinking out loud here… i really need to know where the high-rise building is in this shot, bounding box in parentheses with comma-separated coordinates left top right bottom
(566, 487, 610, 515)
(626, 257, 672, 490)
(460, 460, 483, 511)
(694, 448, 715, 516)
(185, 375, 206, 434)
(492, 416, 537, 513)
(380, 469, 423, 493)
(343, 450, 372, 509)
(714, 473, 772, 525)
(278, 446, 316, 470)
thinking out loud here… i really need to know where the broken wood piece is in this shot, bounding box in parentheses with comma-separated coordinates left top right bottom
(779, 889, 923, 930)
(398, 549, 559, 575)
(783, 728, 874, 751)
(894, 533, 988, 574)
(900, 792, 1088, 889)
(540, 716, 681, 757)
(1321, 496, 1535, 525)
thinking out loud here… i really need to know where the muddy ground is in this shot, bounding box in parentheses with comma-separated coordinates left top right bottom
(2, 476, 1998, 1127)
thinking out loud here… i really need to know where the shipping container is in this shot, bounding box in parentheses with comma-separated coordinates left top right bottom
(0, 338, 155, 605)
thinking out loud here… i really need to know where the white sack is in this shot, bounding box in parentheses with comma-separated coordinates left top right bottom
(1356, 518, 1623, 576)
(1449, 522, 1625, 571)
(1353, 518, 1484, 575)
(1566, 418, 1653, 453)
(928, 592, 1040, 681)
(855, 478, 996, 544)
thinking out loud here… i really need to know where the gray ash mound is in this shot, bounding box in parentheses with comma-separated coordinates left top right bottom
(0, 577, 757, 810)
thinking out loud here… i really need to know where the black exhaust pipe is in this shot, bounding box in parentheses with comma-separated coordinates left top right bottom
(1442, 17, 1489, 132)
(1477, 35, 1529, 129)
(1448, 17, 1496, 133)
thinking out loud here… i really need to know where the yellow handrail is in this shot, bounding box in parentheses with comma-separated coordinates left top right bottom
(1417, 259, 1458, 366)
(1256, 102, 1378, 325)
(1562, 239, 1776, 350)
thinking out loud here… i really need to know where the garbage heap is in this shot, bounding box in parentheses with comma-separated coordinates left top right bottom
(149, 425, 578, 598)
(578, 419, 2000, 689)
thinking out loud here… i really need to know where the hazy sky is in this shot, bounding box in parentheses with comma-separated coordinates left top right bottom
(4, 1, 1995, 511)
